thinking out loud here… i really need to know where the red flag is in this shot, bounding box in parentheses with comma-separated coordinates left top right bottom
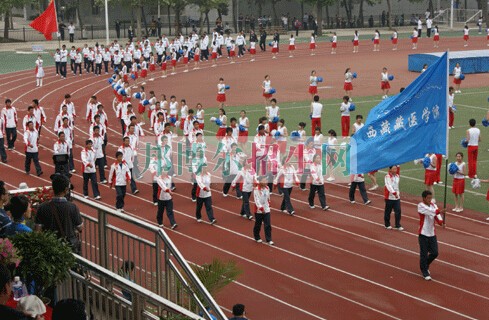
(29, 0, 58, 41)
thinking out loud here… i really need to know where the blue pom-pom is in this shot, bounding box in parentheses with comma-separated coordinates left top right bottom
(239, 125, 246, 132)
(166, 56, 171, 60)
(225, 85, 230, 90)
(309, 113, 312, 119)
(461, 138, 468, 148)
(330, 39, 333, 42)
(215, 119, 222, 126)
(178, 50, 184, 55)
(353, 72, 357, 78)
(410, 35, 414, 39)
(169, 116, 177, 124)
(422, 156, 431, 169)
(448, 162, 459, 175)
(349, 103, 356, 112)
(135, 92, 141, 99)
(317, 77, 323, 82)
(452, 105, 457, 112)
(274, 131, 281, 137)
(482, 118, 489, 127)
(268, 42, 273, 46)
(268, 88, 276, 94)
(108, 78, 114, 84)
(390, 36, 393, 40)
(142, 99, 150, 106)
(137, 64, 141, 69)
(119, 89, 126, 96)
(114, 67, 119, 72)
(388, 75, 394, 81)
(272, 116, 279, 123)
(371, 37, 374, 41)
(291, 131, 300, 137)
(115, 85, 122, 91)
(131, 74, 136, 80)
(459, 74, 465, 80)
(487, 97, 489, 102)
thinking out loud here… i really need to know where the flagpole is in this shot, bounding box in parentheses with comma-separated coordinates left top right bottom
(104, 0, 110, 45)
(52, 0, 60, 47)
(443, 50, 450, 227)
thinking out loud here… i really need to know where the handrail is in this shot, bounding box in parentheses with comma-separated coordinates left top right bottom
(465, 10, 482, 24)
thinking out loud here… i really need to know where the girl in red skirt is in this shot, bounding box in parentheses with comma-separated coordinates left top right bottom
(453, 63, 462, 93)
(463, 25, 469, 46)
(131, 59, 139, 86)
(217, 77, 227, 108)
(211, 41, 218, 67)
(309, 70, 318, 99)
(215, 108, 227, 139)
(170, 49, 177, 75)
(182, 48, 189, 72)
(238, 110, 249, 150)
(229, 40, 236, 64)
(433, 26, 440, 48)
(140, 60, 148, 80)
(352, 30, 359, 53)
(309, 33, 316, 55)
(344, 68, 353, 98)
(271, 40, 279, 59)
(193, 46, 200, 70)
(381, 67, 390, 99)
(288, 34, 296, 57)
(424, 153, 437, 199)
(266, 98, 280, 133)
(448, 86, 455, 128)
(391, 30, 398, 50)
(452, 152, 466, 212)
(262, 75, 273, 105)
(196, 103, 205, 130)
(411, 27, 418, 49)
(149, 53, 156, 72)
(331, 32, 337, 54)
(249, 41, 256, 62)
(161, 56, 168, 78)
(373, 30, 380, 51)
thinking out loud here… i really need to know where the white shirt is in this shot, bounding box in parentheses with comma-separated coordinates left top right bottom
(217, 83, 225, 94)
(381, 72, 389, 82)
(467, 127, 480, 146)
(352, 174, 365, 183)
(68, 25, 75, 34)
(118, 145, 134, 169)
(60, 49, 68, 62)
(196, 172, 212, 198)
(81, 148, 96, 173)
(352, 122, 364, 134)
(156, 176, 173, 201)
(91, 134, 104, 159)
(340, 102, 351, 116)
(310, 76, 317, 87)
(24, 129, 39, 153)
(2, 107, 18, 128)
(453, 66, 462, 78)
(289, 37, 295, 46)
(53, 140, 69, 155)
(253, 186, 271, 213)
(33, 106, 47, 125)
(418, 202, 443, 237)
(60, 101, 76, 118)
(266, 106, 279, 121)
(310, 162, 324, 185)
(464, 28, 469, 36)
(384, 173, 400, 200)
(311, 102, 322, 118)
(453, 162, 466, 179)
(274, 165, 299, 188)
(426, 19, 432, 28)
(22, 114, 39, 132)
(232, 168, 256, 192)
(109, 161, 131, 186)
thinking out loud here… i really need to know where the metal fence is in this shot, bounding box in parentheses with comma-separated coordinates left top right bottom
(9, 188, 226, 320)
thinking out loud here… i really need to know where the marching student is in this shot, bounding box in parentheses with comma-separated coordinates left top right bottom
(22, 106, 39, 133)
(113, 96, 130, 135)
(81, 140, 101, 200)
(1, 99, 18, 150)
(373, 29, 380, 51)
(411, 27, 418, 49)
(35, 54, 45, 87)
(69, 45, 77, 73)
(463, 25, 469, 46)
(384, 165, 403, 230)
(300, 138, 316, 190)
(262, 74, 273, 106)
(109, 151, 132, 212)
(331, 32, 337, 54)
(254, 125, 268, 175)
(0, 115, 7, 163)
(352, 30, 359, 53)
(309, 33, 316, 55)
(103, 48, 111, 73)
(195, 165, 217, 224)
(118, 137, 139, 195)
(60, 94, 77, 122)
(57, 116, 75, 173)
(32, 99, 46, 136)
(453, 63, 462, 93)
(433, 25, 440, 48)
(168, 95, 179, 127)
(191, 139, 207, 201)
(94, 50, 103, 76)
(309, 154, 329, 210)
(222, 143, 243, 198)
(54, 105, 73, 132)
(53, 131, 70, 176)
(53, 48, 61, 76)
(309, 70, 318, 99)
(232, 160, 256, 220)
(125, 122, 144, 178)
(344, 68, 353, 98)
(417, 190, 444, 281)
(253, 175, 273, 245)
(452, 152, 466, 212)
(349, 172, 371, 205)
(448, 86, 455, 129)
(266, 98, 280, 133)
(275, 119, 288, 154)
(91, 126, 107, 183)
(195, 103, 205, 130)
(466, 118, 480, 178)
(339, 96, 351, 137)
(310, 95, 323, 136)
(156, 169, 178, 229)
(325, 129, 337, 182)
(391, 29, 398, 50)
(288, 34, 295, 57)
(74, 48, 83, 75)
(381, 67, 391, 99)
(24, 121, 42, 176)
(274, 157, 299, 216)
(217, 77, 227, 109)
(122, 105, 137, 133)
(86, 96, 100, 123)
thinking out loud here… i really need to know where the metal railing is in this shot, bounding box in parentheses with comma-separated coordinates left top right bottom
(9, 187, 226, 320)
(57, 254, 205, 320)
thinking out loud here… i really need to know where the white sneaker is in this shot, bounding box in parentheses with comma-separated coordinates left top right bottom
(322, 206, 330, 210)
(424, 275, 432, 281)
(256, 239, 263, 243)
(154, 202, 158, 206)
(396, 226, 404, 231)
(326, 177, 335, 182)
(309, 205, 315, 209)
(368, 185, 378, 191)
(171, 224, 178, 230)
(385, 226, 392, 230)
(94, 195, 101, 200)
(84, 195, 89, 199)
(196, 219, 202, 223)
(364, 200, 371, 205)
(350, 200, 355, 204)
(268, 241, 274, 245)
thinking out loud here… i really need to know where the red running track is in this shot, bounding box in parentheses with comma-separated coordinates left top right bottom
(1, 36, 489, 319)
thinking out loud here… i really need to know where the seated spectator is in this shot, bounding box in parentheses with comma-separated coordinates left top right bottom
(229, 303, 247, 320)
(0, 263, 30, 319)
(52, 299, 87, 320)
(0, 181, 13, 237)
(17, 295, 46, 319)
(4, 195, 32, 236)
(18, 183, 29, 190)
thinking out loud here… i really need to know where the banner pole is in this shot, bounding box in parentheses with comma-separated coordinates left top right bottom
(443, 50, 449, 227)
(52, 0, 60, 45)
(443, 158, 448, 227)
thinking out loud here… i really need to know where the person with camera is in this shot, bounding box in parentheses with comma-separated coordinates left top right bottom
(53, 131, 70, 177)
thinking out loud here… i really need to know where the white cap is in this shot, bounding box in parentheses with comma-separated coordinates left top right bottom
(14, 276, 20, 282)
(17, 295, 46, 317)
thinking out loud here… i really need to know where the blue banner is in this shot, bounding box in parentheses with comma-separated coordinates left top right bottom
(350, 52, 448, 174)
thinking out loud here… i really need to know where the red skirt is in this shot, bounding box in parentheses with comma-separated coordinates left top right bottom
(453, 78, 462, 84)
(211, 52, 218, 59)
(179, 119, 185, 130)
(463, 35, 469, 41)
(216, 93, 226, 103)
(392, 38, 398, 44)
(271, 47, 278, 53)
(309, 86, 318, 94)
(433, 35, 440, 41)
(171, 60, 177, 67)
(250, 48, 256, 55)
(353, 40, 359, 46)
(381, 81, 390, 90)
(487, 35, 489, 40)
(161, 63, 167, 71)
(263, 90, 273, 98)
(373, 39, 379, 45)
(238, 130, 249, 143)
(132, 72, 138, 79)
(412, 37, 418, 43)
(369, 170, 378, 175)
(123, 74, 128, 82)
(309, 43, 316, 49)
(288, 45, 295, 51)
(198, 123, 205, 130)
(332, 42, 337, 48)
(183, 57, 189, 64)
(141, 69, 147, 78)
(149, 64, 156, 71)
(194, 55, 200, 62)
(452, 178, 465, 195)
(230, 51, 236, 57)
(268, 122, 278, 132)
(344, 82, 353, 91)
(216, 127, 226, 138)
(424, 170, 437, 185)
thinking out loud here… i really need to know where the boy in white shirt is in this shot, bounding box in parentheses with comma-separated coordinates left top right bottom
(109, 151, 132, 211)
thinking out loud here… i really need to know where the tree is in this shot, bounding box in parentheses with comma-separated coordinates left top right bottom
(302, 0, 335, 36)
(358, 0, 379, 28)
(192, 0, 227, 34)
(0, 0, 31, 39)
(162, 0, 188, 35)
(270, 0, 281, 26)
